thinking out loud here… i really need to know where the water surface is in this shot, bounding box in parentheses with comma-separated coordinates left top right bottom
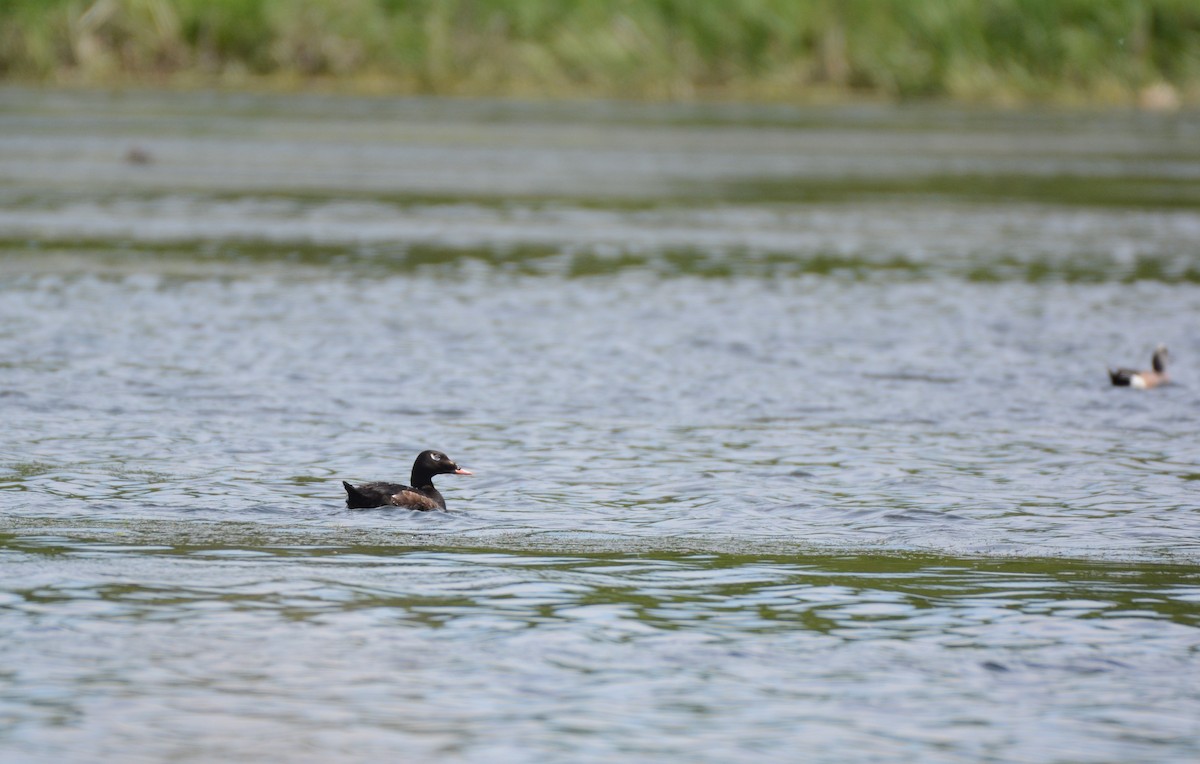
(2, 88, 1199, 762)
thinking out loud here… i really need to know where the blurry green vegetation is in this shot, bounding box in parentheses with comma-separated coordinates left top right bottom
(1, 0, 1198, 105)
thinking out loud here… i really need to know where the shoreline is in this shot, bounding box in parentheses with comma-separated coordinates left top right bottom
(0, 76, 1192, 114)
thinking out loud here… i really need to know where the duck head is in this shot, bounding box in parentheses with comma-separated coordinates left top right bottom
(411, 450, 472, 486)
(1152, 344, 1169, 373)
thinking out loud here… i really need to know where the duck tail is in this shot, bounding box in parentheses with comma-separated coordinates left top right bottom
(1108, 368, 1131, 386)
(343, 481, 368, 508)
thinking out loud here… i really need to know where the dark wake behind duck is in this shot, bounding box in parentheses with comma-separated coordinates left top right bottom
(343, 450, 472, 510)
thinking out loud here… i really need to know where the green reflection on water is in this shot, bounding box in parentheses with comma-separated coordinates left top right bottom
(965, 254, 1200, 284)
(7, 239, 1199, 283)
(4, 527, 1198, 632)
(714, 174, 1200, 210)
(1, 461, 59, 478)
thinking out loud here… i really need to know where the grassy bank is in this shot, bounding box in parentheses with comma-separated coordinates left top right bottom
(2, 0, 1199, 105)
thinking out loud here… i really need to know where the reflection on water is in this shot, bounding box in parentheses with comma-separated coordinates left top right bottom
(2, 273, 1197, 560)
(4, 200, 1200, 283)
(3, 534, 1199, 762)
(2, 89, 1200, 762)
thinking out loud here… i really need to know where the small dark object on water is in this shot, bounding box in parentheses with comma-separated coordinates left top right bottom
(125, 146, 153, 165)
(1109, 344, 1169, 389)
(343, 450, 472, 510)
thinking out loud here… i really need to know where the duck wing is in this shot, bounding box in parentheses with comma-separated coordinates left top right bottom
(389, 490, 444, 511)
(343, 480, 411, 508)
(1108, 368, 1136, 386)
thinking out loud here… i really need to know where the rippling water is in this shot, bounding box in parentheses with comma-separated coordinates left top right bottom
(2, 88, 1200, 762)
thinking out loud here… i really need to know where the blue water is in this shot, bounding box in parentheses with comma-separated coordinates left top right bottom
(2, 88, 1199, 763)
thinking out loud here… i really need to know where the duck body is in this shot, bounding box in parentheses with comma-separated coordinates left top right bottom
(343, 450, 472, 510)
(1109, 345, 1169, 389)
(343, 480, 446, 510)
(1108, 368, 1165, 389)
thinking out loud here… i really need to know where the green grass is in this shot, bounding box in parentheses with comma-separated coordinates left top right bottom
(1, 0, 1199, 105)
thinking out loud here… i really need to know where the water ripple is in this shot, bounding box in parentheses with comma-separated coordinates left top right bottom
(3, 91, 1200, 763)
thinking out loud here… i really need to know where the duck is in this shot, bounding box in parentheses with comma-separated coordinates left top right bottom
(124, 146, 153, 165)
(343, 450, 472, 510)
(1109, 344, 1169, 389)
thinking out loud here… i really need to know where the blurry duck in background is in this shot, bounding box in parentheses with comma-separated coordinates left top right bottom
(1109, 344, 1169, 389)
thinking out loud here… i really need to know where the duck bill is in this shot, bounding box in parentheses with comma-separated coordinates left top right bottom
(454, 468, 473, 476)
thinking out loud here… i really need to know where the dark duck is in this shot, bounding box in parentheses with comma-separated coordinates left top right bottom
(343, 450, 472, 510)
(1109, 344, 1169, 389)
